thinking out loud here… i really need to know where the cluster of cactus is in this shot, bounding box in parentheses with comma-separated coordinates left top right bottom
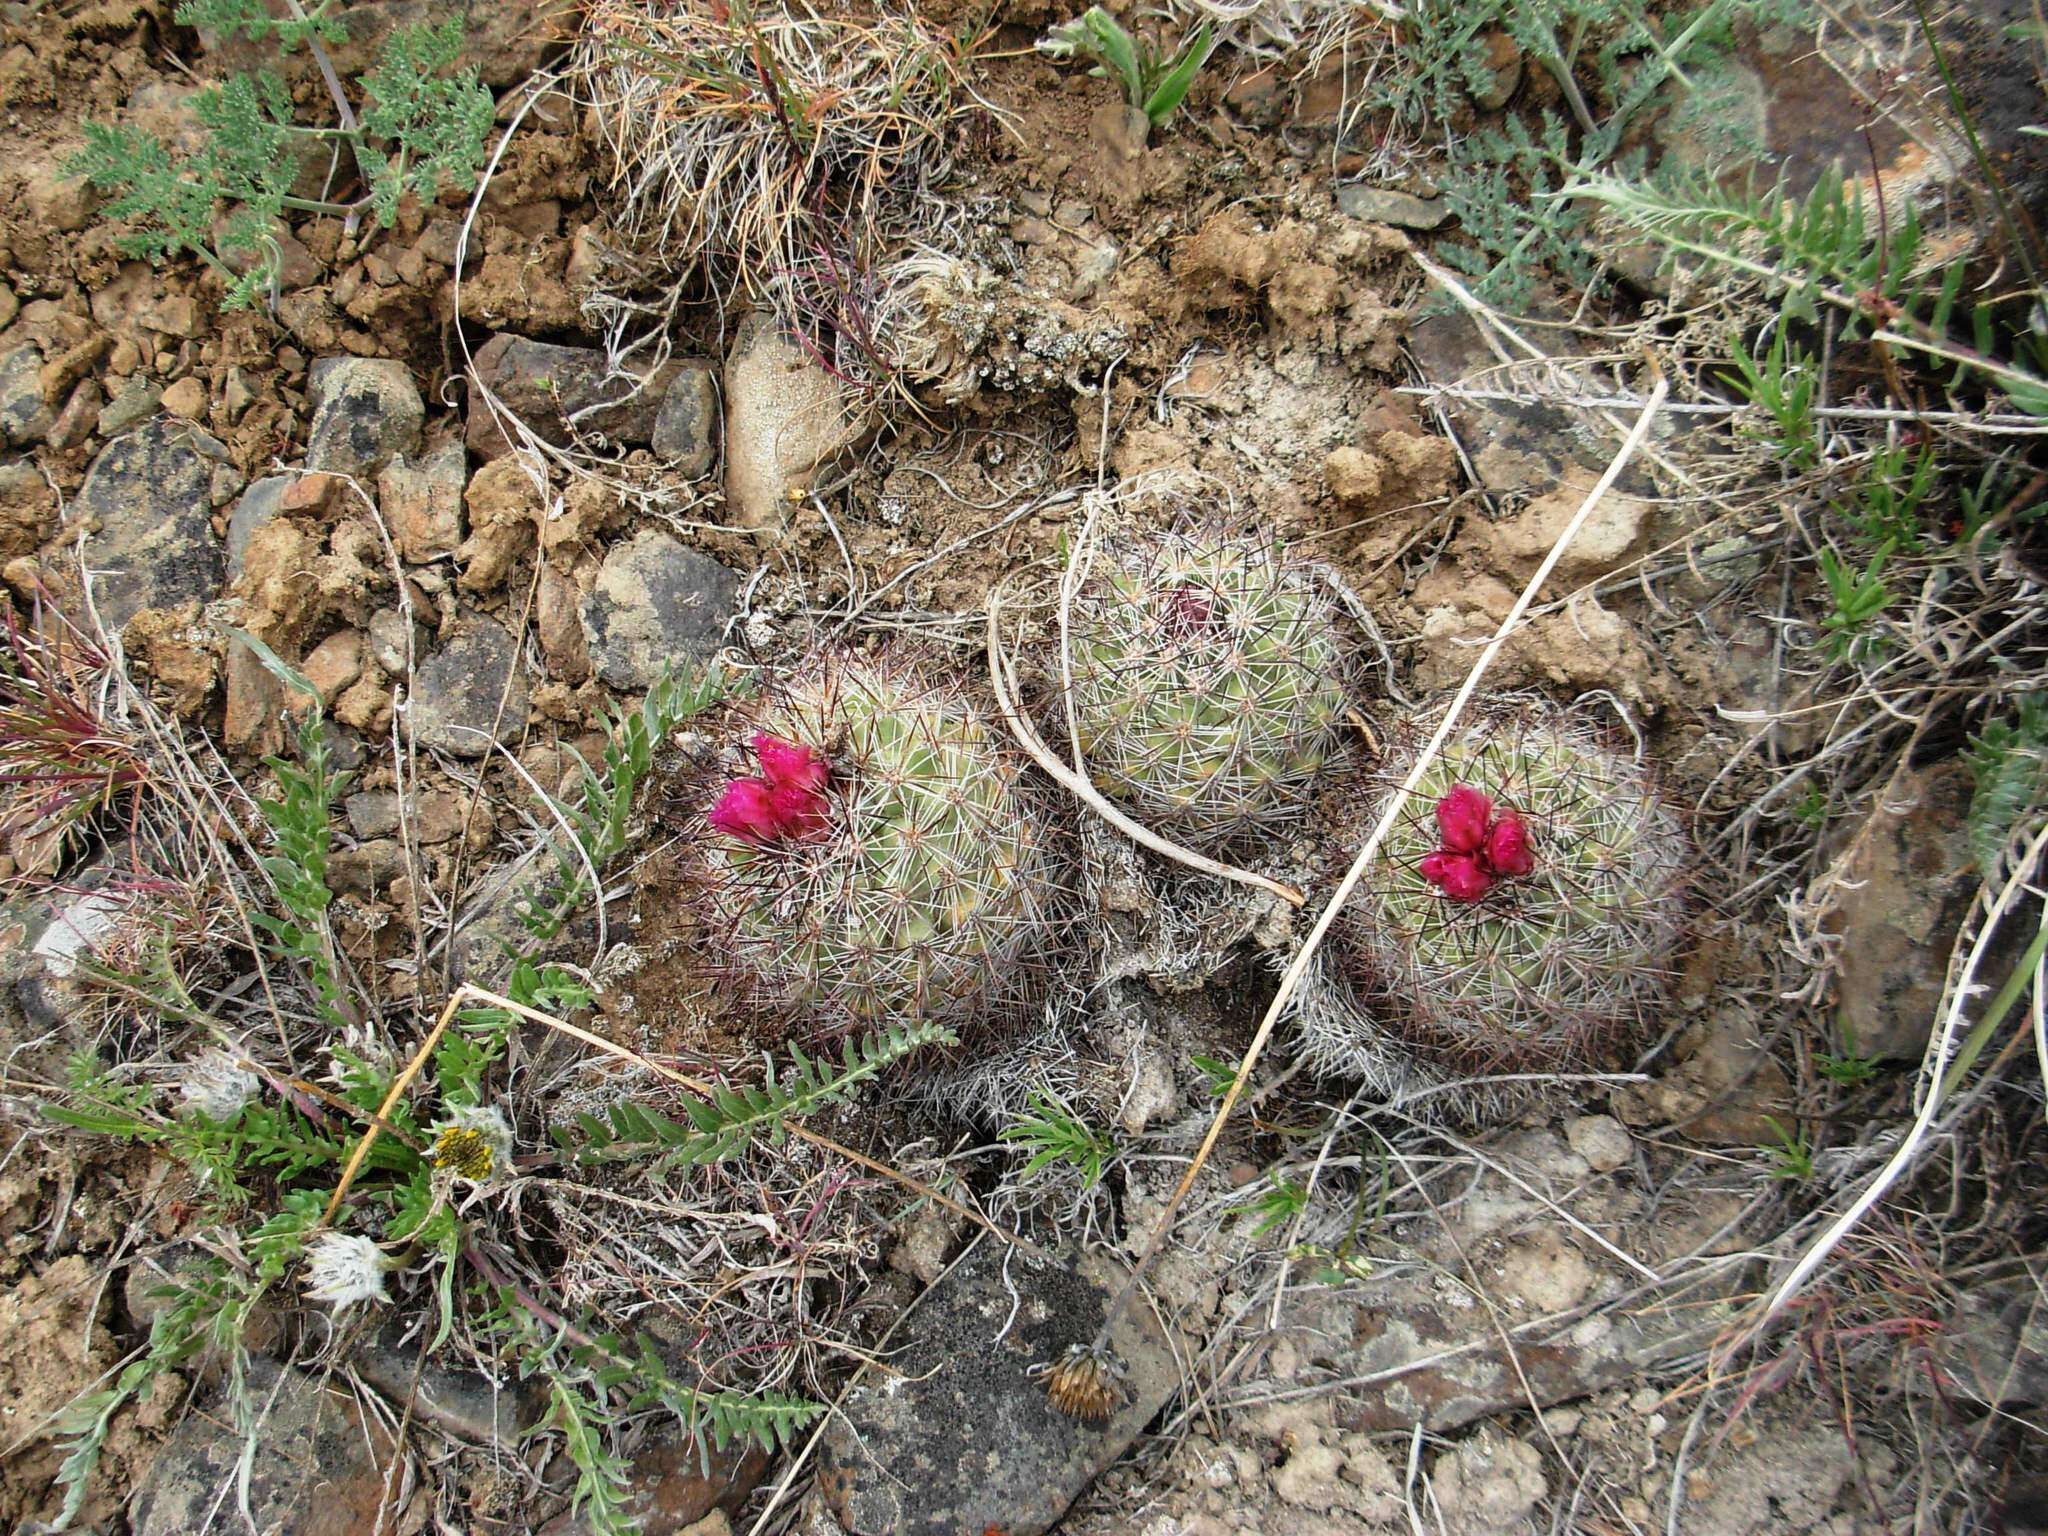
(1317, 701, 1690, 1083)
(678, 655, 1064, 1038)
(1059, 526, 1352, 841)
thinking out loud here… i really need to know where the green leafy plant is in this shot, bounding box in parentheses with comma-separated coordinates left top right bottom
(1762, 1116, 1816, 1180)
(1000, 1092, 1114, 1187)
(1965, 695, 2048, 874)
(1817, 543, 1894, 662)
(1190, 1053, 1238, 1100)
(1240, 1177, 1308, 1236)
(526, 664, 740, 940)
(67, 15, 491, 309)
(1039, 7, 1214, 130)
(564, 1020, 957, 1171)
(1729, 319, 1820, 472)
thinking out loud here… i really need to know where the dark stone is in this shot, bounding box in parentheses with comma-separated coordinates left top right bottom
(817, 1241, 1181, 1536)
(579, 528, 738, 690)
(352, 1315, 534, 1445)
(0, 341, 51, 445)
(650, 361, 720, 477)
(409, 617, 529, 757)
(467, 334, 679, 461)
(73, 418, 229, 630)
(131, 1359, 404, 1536)
(305, 357, 424, 480)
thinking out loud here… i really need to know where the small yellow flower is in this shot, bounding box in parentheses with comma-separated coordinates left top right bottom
(432, 1125, 496, 1182)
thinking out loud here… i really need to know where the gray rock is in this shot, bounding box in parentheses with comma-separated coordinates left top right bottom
(378, 437, 467, 563)
(344, 791, 404, 840)
(0, 342, 51, 445)
(74, 417, 229, 629)
(817, 1241, 1180, 1536)
(133, 1359, 403, 1536)
(329, 838, 409, 897)
(0, 860, 132, 1033)
(579, 528, 737, 691)
(367, 606, 417, 674)
(305, 356, 424, 479)
(352, 1316, 533, 1445)
(467, 334, 677, 461)
(1334, 184, 1448, 230)
(409, 617, 529, 757)
(1829, 759, 2002, 1059)
(226, 474, 293, 579)
(650, 360, 719, 477)
(97, 377, 164, 439)
(723, 312, 858, 530)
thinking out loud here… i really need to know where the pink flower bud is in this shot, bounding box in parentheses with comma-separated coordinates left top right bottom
(1435, 785, 1493, 854)
(1484, 812, 1535, 877)
(708, 778, 782, 843)
(1420, 849, 1495, 903)
(770, 781, 829, 840)
(752, 733, 828, 794)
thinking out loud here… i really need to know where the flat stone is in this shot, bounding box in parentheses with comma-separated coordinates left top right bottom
(132, 1358, 403, 1536)
(96, 377, 163, 439)
(1827, 759, 2003, 1059)
(226, 475, 293, 580)
(723, 313, 858, 531)
(466, 334, 677, 461)
(579, 528, 737, 690)
(0, 342, 52, 445)
(0, 860, 132, 1032)
(352, 1315, 533, 1445)
(1334, 184, 1448, 230)
(305, 356, 424, 480)
(73, 417, 229, 629)
(817, 1241, 1180, 1536)
(650, 360, 719, 477)
(378, 437, 468, 563)
(409, 617, 529, 757)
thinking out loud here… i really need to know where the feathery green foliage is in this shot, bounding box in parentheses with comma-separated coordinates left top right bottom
(563, 1020, 958, 1170)
(1063, 526, 1351, 842)
(528, 663, 740, 939)
(176, 0, 346, 49)
(67, 17, 491, 309)
(1040, 7, 1214, 129)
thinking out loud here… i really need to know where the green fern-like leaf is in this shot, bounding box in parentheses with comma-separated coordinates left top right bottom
(570, 1020, 957, 1169)
(175, 0, 348, 49)
(1967, 697, 2048, 874)
(357, 21, 495, 228)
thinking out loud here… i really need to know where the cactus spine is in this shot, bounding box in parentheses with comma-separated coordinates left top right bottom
(1317, 700, 1689, 1087)
(680, 655, 1063, 1037)
(1061, 526, 1351, 841)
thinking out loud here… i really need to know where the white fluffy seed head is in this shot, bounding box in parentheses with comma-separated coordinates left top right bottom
(175, 1049, 261, 1122)
(303, 1233, 395, 1308)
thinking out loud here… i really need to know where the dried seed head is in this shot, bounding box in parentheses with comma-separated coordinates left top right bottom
(303, 1233, 396, 1308)
(1042, 1343, 1121, 1422)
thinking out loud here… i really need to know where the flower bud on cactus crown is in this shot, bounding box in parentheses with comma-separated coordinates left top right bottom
(1313, 700, 1690, 1083)
(677, 655, 1066, 1038)
(1060, 525, 1353, 843)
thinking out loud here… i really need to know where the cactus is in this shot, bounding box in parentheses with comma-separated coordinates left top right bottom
(1316, 700, 1689, 1086)
(1060, 526, 1351, 841)
(678, 655, 1064, 1038)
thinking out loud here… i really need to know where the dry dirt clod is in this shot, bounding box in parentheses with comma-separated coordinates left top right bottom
(379, 436, 469, 564)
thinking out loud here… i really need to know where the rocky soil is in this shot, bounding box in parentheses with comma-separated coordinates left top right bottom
(0, 2, 2039, 1535)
